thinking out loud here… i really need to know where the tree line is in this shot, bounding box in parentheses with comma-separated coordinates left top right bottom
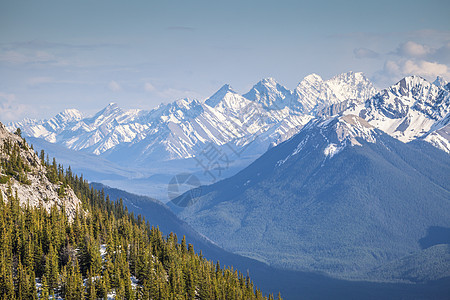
(0, 133, 282, 299)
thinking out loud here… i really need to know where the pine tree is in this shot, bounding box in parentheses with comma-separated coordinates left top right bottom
(40, 275, 49, 300)
(0, 145, 279, 300)
(85, 268, 96, 300)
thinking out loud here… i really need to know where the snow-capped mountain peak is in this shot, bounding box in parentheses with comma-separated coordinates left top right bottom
(390, 75, 430, 98)
(45, 108, 83, 132)
(95, 102, 122, 117)
(204, 84, 237, 107)
(292, 72, 377, 114)
(343, 75, 450, 150)
(433, 76, 448, 88)
(243, 77, 292, 109)
(302, 73, 323, 84)
(276, 113, 378, 166)
(315, 114, 377, 146)
(11, 72, 449, 165)
(56, 108, 83, 122)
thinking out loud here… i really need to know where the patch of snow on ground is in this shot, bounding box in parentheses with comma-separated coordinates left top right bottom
(130, 275, 139, 289)
(100, 244, 107, 261)
(276, 136, 309, 166)
(107, 291, 117, 300)
(323, 143, 343, 158)
(425, 131, 450, 153)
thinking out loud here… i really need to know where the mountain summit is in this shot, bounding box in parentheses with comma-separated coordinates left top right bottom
(173, 112, 450, 279)
(292, 71, 377, 114)
(345, 75, 450, 152)
(243, 77, 293, 109)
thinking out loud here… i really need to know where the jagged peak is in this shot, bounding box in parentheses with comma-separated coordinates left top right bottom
(254, 77, 290, 92)
(397, 75, 428, 86)
(98, 102, 121, 114)
(385, 75, 433, 97)
(106, 102, 119, 109)
(301, 73, 323, 83)
(218, 83, 236, 93)
(303, 114, 378, 147)
(258, 77, 278, 86)
(243, 77, 291, 104)
(205, 84, 238, 107)
(433, 76, 448, 88)
(314, 114, 373, 130)
(277, 114, 378, 166)
(329, 71, 369, 83)
(174, 97, 195, 105)
(171, 97, 202, 110)
(55, 108, 83, 120)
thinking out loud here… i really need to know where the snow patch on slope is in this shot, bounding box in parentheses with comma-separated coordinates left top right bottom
(323, 143, 343, 158)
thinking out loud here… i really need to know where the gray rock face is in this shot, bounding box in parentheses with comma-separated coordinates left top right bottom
(0, 122, 81, 220)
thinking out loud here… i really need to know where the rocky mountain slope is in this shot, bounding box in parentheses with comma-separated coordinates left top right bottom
(0, 122, 81, 219)
(345, 76, 450, 152)
(170, 113, 450, 280)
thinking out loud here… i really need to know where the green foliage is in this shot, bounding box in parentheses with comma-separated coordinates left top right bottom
(0, 141, 31, 185)
(14, 128, 22, 138)
(0, 150, 280, 299)
(0, 175, 9, 184)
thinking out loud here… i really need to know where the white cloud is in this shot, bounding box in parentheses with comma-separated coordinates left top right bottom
(403, 60, 449, 78)
(396, 41, 431, 58)
(383, 59, 449, 81)
(354, 48, 379, 59)
(144, 82, 156, 92)
(0, 93, 30, 123)
(373, 40, 450, 87)
(108, 80, 121, 92)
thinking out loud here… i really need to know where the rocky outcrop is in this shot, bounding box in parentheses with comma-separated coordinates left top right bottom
(0, 122, 81, 220)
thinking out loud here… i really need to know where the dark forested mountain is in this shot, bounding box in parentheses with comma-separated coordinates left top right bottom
(171, 114, 450, 283)
(0, 122, 280, 300)
(91, 183, 450, 300)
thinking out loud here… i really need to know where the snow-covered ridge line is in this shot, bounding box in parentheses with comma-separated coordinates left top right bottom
(7, 73, 449, 163)
(7, 71, 377, 161)
(343, 75, 450, 153)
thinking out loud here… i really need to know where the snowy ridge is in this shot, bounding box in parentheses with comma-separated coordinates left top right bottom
(433, 76, 448, 88)
(424, 123, 450, 153)
(8, 73, 449, 165)
(277, 114, 378, 166)
(344, 76, 450, 152)
(243, 77, 293, 109)
(292, 71, 377, 114)
(8, 72, 378, 162)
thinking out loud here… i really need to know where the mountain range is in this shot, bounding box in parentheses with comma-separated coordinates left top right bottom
(8, 72, 376, 161)
(8, 72, 450, 201)
(3, 72, 450, 298)
(170, 112, 450, 280)
(91, 182, 450, 299)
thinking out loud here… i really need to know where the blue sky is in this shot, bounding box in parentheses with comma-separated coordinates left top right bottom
(1, 0, 449, 122)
